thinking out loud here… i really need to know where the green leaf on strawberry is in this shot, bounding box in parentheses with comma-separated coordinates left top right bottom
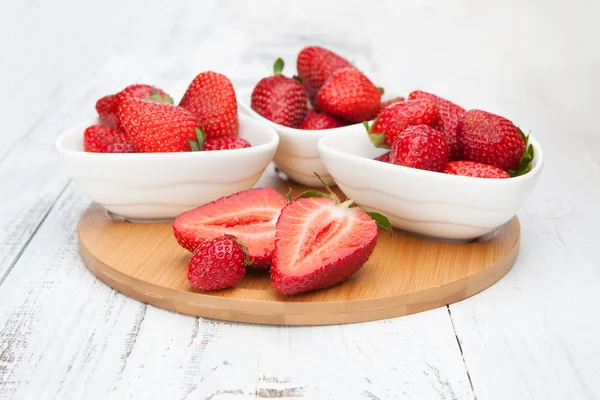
(145, 89, 174, 105)
(273, 58, 285, 75)
(364, 211, 393, 236)
(510, 128, 535, 176)
(298, 190, 336, 200)
(188, 127, 206, 152)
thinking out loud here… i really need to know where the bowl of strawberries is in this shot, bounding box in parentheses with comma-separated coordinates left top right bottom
(56, 72, 279, 221)
(238, 46, 395, 187)
(318, 90, 544, 241)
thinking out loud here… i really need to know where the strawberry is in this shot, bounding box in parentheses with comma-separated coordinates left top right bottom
(457, 110, 533, 175)
(299, 111, 346, 130)
(179, 71, 239, 138)
(408, 90, 465, 160)
(271, 176, 391, 295)
(380, 96, 405, 110)
(444, 161, 510, 179)
(188, 235, 249, 290)
(96, 84, 172, 131)
(373, 152, 391, 163)
(366, 99, 439, 147)
(83, 125, 135, 153)
(390, 125, 448, 172)
(203, 136, 251, 151)
(317, 67, 381, 123)
(118, 98, 203, 153)
(251, 58, 307, 128)
(173, 188, 288, 268)
(296, 46, 353, 109)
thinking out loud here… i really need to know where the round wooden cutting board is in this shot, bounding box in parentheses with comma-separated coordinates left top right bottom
(77, 168, 520, 326)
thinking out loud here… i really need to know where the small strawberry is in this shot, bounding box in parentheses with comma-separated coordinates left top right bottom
(173, 188, 288, 268)
(296, 46, 353, 109)
(390, 125, 448, 172)
(380, 96, 405, 110)
(299, 111, 346, 130)
(203, 136, 251, 151)
(366, 99, 439, 147)
(188, 235, 249, 290)
(443, 161, 510, 179)
(251, 58, 308, 128)
(317, 67, 381, 123)
(96, 84, 172, 131)
(179, 71, 239, 138)
(373, 152, 391, 163)
(118, 98, 203, 153)
(408, 90, 465, 160)
(457, 110, 533, 175)
(83, 125, 135, 153)
(271, 174, 391, 295)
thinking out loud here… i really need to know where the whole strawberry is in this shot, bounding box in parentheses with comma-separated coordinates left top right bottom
(299, 111, 346, 130)
(457, 110, 533, 175)
(408, 90, 465, 160)
(317, 67, 381, 123)
(188, 235, 249, 290)
(203, 136, 251, 151)
(83, 125, 135, 153)
(296, 46, 353, 109)
(118, 98, 203, 153)
(366, 99, 439, 147)
(251, 58, 307, 128)
(390, 125, 448, 172)
(444, 161, 510, 179)
(179, 71, 239, 138)
(96, 84, 171, 131)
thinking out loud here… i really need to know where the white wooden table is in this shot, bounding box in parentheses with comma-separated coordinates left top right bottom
(1, 1, 599, 399)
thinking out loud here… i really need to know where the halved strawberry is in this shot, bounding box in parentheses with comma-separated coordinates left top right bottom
(173, 188, 288, 268)
(271, 176, 391, 295)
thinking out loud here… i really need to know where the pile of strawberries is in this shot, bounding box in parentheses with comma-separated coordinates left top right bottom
(368, 90, 534, 178)
(250, 46, 390, 130)
(173, 177, 390, 295)
(84, 72, 251, 153)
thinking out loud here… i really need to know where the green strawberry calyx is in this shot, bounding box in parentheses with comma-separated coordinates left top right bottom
(295, 173, 393, 235)
(144, 89, 174, 105)
(510, 128, 535, 177)
(273, 58, 285, 75)
(364, 121, 389, 148)
(188, 126, 206, 152)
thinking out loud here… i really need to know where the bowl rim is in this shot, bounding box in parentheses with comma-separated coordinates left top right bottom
(318, 129, 544, 184)
(55, 113, 280, 159)
(237, 88, 368, 137)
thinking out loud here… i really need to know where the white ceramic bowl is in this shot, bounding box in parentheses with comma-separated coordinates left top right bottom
(318, 130, 544, 241)
(56, 114, 279, 220)
(238, 88, 368, 187)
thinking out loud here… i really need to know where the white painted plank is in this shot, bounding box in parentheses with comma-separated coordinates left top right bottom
(0, 184, 475, 400)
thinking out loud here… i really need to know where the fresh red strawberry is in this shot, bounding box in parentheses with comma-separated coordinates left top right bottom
(444, 161, 510, 179)
(270, 180, 391, 295)
(180, 71, 239, 138)
(251, 58, 307, 128)
(299, 111, 346, 130)
(366, 99, 439, 147)
(317, 67, 381, 123)
(96, 84, 171, 131)
(95, 95, 119, 129)
(373, 152, 391, 163)
(296, 46, 353, 109)
(408, 90, 465, 160)
(390, 125, 448, 172)
(118, 98, 203, 153)
(188, 235, 249, 290)
(380, 96, 405, 110)
(173, 188, 288, 268)
(203, 136, 251, 151)
(457, 110, 533, 175)
(83, 125, 135, 153)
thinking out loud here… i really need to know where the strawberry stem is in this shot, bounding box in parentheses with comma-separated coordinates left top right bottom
(273, 58, 284, 75)
(313, 172, 339, 202)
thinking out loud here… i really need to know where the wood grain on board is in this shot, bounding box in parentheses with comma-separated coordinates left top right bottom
(78, 171, 520, 325)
